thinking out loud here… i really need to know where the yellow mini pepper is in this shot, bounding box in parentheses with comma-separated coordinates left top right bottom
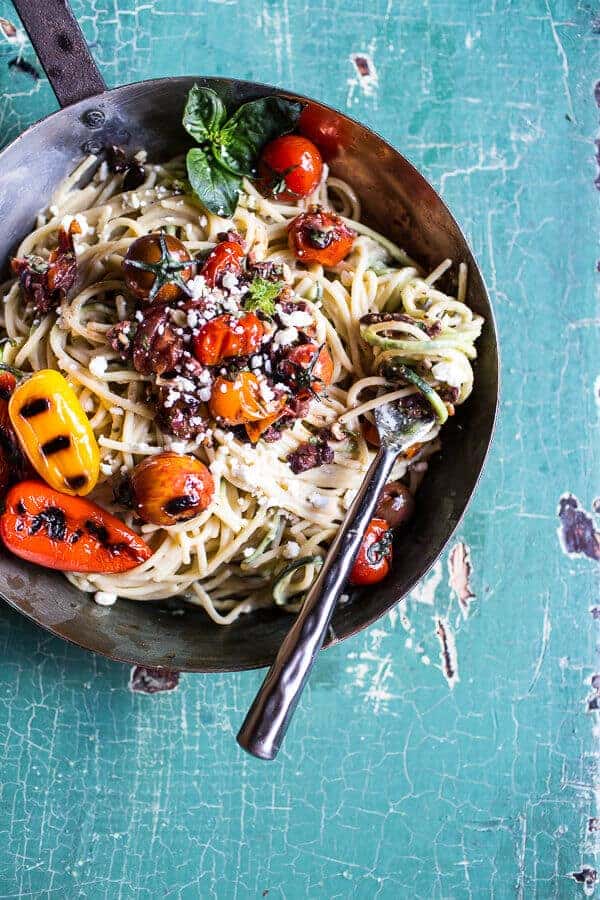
(8, 369, 100, 496)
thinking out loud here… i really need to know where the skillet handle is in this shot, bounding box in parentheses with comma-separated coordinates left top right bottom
(12, 0, 106, 107)
(237, 445, 397, 760)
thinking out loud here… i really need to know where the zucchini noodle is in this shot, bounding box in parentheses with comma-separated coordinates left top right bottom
(0, 152, 483, 622)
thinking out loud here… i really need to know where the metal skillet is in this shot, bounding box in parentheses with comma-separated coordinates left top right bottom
(0, 0, 499, 677)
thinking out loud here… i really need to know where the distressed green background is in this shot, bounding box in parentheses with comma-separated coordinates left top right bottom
(0, 1, 598, 897)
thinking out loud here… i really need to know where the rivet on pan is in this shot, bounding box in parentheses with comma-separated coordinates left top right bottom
(81, 140, 102, 155)
(82, 109, 105, 129)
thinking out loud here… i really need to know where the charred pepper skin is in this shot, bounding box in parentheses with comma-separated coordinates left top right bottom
(0, 480, 152, 574)
(8, 369, 100, 496)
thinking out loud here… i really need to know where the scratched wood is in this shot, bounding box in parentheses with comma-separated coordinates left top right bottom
(0, 1, 598, 897)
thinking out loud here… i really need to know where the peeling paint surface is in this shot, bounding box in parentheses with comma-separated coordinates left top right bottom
(0, 0, 598, 896)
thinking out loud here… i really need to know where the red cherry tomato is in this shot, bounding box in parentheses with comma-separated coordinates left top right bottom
(288, 208, 355, 267)
(349, 518, 393, 586)
(277, 342, 334, 398)
(299, 104, 349, 161)
(200, 241, 245, 288)
(258, 135, 323, 201)
(193, 313, 265, 366)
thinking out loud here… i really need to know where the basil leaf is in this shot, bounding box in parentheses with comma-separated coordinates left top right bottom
(186, 147, 241, 217)
(215, 97, 303, 177)
(183, 85, 227, 143)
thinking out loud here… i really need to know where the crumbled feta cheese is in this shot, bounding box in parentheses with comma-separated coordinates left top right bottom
(273, 326, 299, 348)
(250, 354, 262, 369)
(222, 272, 239, 291)
(94, 591, 117, 607)
(100, 462, 114, 476)
(258, 379, 275, 403)
(282, 541, 300, 559)
(163, 389, 180, 409)
(339, 593, 350, 604)
(89, 355, 108, 377)
(134, 309, 144, 322)
(187, 275, 207, 299)
(186, 309, 199, 329)
(242, 547, 256, 558)
(308, 491, 328, 509)
(431, 361, 463, 389)
(276, 306, 313, 329)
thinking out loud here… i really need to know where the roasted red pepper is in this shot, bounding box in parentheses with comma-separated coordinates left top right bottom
(0, 481, 153, 573)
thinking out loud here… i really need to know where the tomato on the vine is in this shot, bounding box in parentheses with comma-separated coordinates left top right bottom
(193, 313, 264, 366)
(200, 240, 245, 288)
(258, 135, 323, 201)
(288, 208, 355, 267)
(349, 518, 393, 586)
(277, 342, 333, 398)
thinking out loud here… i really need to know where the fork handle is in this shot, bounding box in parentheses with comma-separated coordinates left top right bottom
(237, 444, 397, 760)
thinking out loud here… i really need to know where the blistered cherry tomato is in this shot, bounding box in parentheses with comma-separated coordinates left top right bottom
(130, 452, 214, 526)
(288, 208, 355, 267)
(200, 241, 245, 287)
(258, 135, 323, 201)
(123, 233, 193, 303)
(193, 313, 264, 366)
(277, 342, 333, 398)
(349, 518, 393, 586)
(209, 372, 268, 425)
(299, 104, 350, 161)
(375, 481, 415, 528)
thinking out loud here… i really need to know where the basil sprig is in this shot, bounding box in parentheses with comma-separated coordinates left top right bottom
(183, 85, 302, 217)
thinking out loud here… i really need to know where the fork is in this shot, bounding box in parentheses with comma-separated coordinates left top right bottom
(237, 400, 435, 760)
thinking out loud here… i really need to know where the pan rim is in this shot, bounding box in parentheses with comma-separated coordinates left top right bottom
(0, 74, 499, 671)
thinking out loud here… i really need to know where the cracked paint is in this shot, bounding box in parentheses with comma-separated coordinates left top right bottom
(448, 541, 475, 618)
(129, 666, 180, 694)
(557, 494, 600, 562)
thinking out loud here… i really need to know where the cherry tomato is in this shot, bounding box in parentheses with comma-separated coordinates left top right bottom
(277, 342, 333, 398)
(200, 241, 245, 288)
(299, 104, 350, 161)
(0, 480, 152, 573)
(349, 518, 393, 586)
(209, 372, 271, 425)
(123, 233, 193, 303)
(375, 481, 415, 528)
(130, 452, 214, 526)
(258, 135, 323, 201)
(244, 406, 286, 444)
(288, 208, 355, 267)
(193, 313, 264, 366)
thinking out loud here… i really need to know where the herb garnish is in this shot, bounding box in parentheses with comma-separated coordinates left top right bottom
(183, 85, 302, 217)
(244, 277, 284, 317)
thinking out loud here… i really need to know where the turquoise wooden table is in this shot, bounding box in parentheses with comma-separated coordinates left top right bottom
(0, 1, 598, 897)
